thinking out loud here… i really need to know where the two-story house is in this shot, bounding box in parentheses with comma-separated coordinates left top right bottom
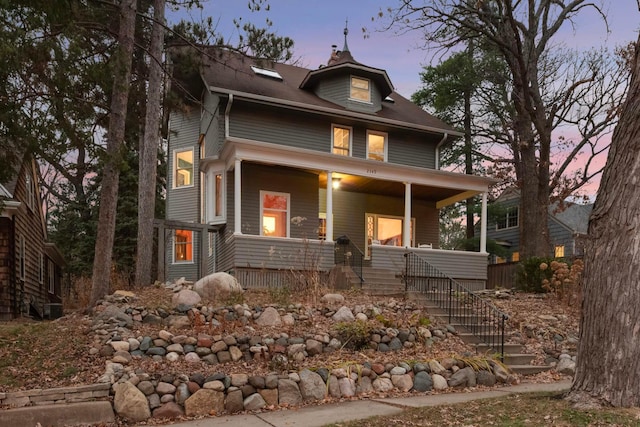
(163, 36, 496, 290)
(0, 155, 65, 320)
(486, 188, 593, 263)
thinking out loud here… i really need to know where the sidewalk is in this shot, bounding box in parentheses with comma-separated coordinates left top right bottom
(163, 380, 572, 427)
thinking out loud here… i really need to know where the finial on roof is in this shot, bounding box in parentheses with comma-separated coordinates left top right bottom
(343, 18, 350, 52)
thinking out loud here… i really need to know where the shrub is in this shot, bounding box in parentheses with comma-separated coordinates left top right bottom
(542, 259, 584, 306)
(515, 256, 555, 293)
(333, 320, 373, 350)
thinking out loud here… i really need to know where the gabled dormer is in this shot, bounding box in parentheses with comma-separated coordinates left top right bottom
(299, 27, 393, 114)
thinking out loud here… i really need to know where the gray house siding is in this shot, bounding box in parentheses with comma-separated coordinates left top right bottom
(315, 75, 382, 114)
(319, 189, 439, 253)
(201, 91, 222, 157)
(229, 101, 440, 168)
(167, 108, 200, 222)
(548, 218, 576, 257)
(166, 108, 203, 282)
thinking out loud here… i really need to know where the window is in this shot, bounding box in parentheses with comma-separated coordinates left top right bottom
(174, 149, 194, 188)
(555, 245, 565, 258)
(48, 260, 55, 294)
(496, 206, 519, 230)
(332, 125, 351, 156)
(365, 213, 415, 259)
(39, 253, 44, 285)
(367, 131, 387, 161)
(260, 191, 289, 237)
(511, 252, 520, 262)
(174, 230, 193, 262)
(204, 169, 225, 223)
(17, 234, 25, 280)
(25, 173, 35, 210)
(318, 213, 327, 241)
(350, 76, 371, 102)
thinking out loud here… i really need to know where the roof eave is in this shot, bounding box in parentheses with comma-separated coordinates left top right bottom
(208, 85, 463, 137)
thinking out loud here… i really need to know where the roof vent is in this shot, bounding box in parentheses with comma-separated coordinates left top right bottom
(250, 65, 283, 81)
(384, 96, 395, 103)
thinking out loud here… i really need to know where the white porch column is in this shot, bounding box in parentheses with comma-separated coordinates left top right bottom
(480, 191, 488, 253)
(205, 169, 214, 223)
(234, 158, 242, 235)
(326, 171, 334, 242)
(404, 182, 411, 247)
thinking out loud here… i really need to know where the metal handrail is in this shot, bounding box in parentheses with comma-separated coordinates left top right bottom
(403, 252, 508, 361)
(334, 235, 364, 284)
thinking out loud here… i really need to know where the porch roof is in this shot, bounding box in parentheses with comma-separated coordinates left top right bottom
(209, 137, 497, 208)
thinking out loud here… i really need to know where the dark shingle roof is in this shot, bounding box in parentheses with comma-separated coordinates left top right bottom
(550, 202, 593, 234)
(193, 47, 459, 136)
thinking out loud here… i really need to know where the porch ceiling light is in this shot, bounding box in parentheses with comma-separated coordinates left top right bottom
(332, 178, 341, 190)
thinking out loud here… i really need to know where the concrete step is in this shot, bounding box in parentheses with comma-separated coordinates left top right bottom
(503, 353, 537, 365)
(475, 342, 523, 355)
(508, 364, 553, 375)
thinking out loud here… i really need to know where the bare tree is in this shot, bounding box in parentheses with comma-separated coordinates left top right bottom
(90, 0, 138, 305)
(567, 32, 640, 408)
(135, 0, 166, 287)
(382, 0, 627, 258)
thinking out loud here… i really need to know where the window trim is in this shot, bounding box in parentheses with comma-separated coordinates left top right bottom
(331, 124, 352, 157)
(173, 148, 195, 189)
(173, 229, 194, 264)
(260, 190, 290, 238)
(48, 259, 55, 294)
(39, 252, 44, 285)
(496, 206, 519, 230)
(365, 213, 415, 259)
(366, 130, 388, 162)
(554, 245, 565, 258)
(205, 169, 226, 224)
(17, 234, 25, 281)
(25, 173, 35, 211)
(349, 75, 372, 103)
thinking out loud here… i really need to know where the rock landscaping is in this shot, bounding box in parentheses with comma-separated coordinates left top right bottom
(0, 277, 579, 425)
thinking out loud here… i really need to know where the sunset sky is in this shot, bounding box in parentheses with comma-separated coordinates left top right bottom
(169, 1, 640, 198)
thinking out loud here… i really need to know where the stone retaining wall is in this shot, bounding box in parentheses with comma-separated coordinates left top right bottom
(0, 383, 110, 407)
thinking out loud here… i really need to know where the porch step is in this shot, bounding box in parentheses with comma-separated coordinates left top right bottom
(503, 353, 537, 365)
(508, 364, 553, 375)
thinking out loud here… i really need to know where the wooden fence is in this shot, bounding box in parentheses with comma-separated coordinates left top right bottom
(487, 262, 518, 289)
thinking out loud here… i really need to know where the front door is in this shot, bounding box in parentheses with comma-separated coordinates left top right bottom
(365, 213, 414, 259)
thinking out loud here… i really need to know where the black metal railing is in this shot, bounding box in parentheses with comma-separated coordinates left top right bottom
(403, 252, 508, 361)
(334, 235, 364, 284)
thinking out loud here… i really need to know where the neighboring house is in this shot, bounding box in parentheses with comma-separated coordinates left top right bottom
(0, 155, 65, 320)
(163, 34, 496, 289)
(486, 188, 593, 263)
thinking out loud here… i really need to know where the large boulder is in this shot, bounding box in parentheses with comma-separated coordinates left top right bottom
(194, 272, 243, 300)
(171, 289, 201, 307)
(113, 381, 151, 422)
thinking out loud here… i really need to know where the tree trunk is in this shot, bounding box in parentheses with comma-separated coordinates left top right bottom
(135, 0, 165, 287)
(568, 36, 640, 407)
(90, 0, 137, 306)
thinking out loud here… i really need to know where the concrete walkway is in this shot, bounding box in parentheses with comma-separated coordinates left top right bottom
(0, 381, 571, 427)
(163, 380, 572, 427)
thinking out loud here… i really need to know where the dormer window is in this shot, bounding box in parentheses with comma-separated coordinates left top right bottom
(350, 76, 370, 103)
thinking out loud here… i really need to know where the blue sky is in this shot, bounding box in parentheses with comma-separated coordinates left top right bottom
(171, 0, 640, 98)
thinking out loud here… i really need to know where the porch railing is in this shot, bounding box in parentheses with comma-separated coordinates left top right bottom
(334, 235, 364, 285)
(403, 252, 507, 361)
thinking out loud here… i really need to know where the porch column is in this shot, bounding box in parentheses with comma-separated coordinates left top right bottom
(404, 182, 411, 247)
(480, 191, 488, 253)
(234, 159, 242, 235)
(205, 169, 214, 223)
(326, 171, 334, 242)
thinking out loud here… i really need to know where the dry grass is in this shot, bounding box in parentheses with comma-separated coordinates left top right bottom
(326, 392, 640, 427)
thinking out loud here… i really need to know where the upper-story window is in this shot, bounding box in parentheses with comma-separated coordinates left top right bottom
(367, 131, 387, 162)
(332, 125, 352, 156)
(25, 173, 35, 210)
(174, 149, 194, 188)
(496, 206, 519, 230)
(350, 76, 371, 103)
